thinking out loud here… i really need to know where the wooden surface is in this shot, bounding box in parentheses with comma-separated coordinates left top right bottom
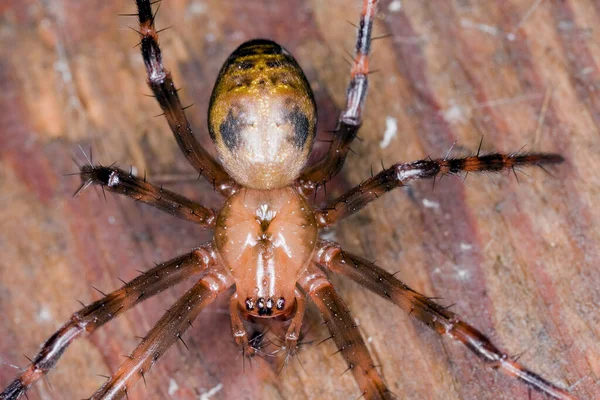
(1, 0, 599, 399)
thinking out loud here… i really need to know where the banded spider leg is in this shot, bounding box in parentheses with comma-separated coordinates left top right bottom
(0, 246, 222, 399)
(1, 1, 241, 396)
(314, 152, 564, 226)
(136, 0, 238, 197)
(302, 151, 571, 399)
(89, 266, 232, 399)
(299, 264, 394, 400)
(296, 0, 377, 195)
(295, 2, 570, 395)
(310, 241, 575, 400)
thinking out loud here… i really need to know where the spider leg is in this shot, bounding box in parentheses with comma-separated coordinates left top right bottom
(298, 264, 393, 400)
(315, 152, 564, 226)
(90, 270, 233, 399)
(134, 0, 238, 197)
(0, 246, 218, 400)
(78, 164, 216, 228)
(297, 0, 378, 194)
(314, 240, 577, 400)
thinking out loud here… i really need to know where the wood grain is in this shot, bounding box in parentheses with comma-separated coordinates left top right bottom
(1, 0, 598, 399)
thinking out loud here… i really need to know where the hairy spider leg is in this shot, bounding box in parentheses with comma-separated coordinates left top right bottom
(299, 264, 394, 400)
(314, 241, 576, 400)
(135, 0, 237, 196)
(297, 0, 377, 193)
(315, 152, 564, 226)
(79, 165, 217, 228)
(90, 269, 233, 400)
(0, 248, 216, 400)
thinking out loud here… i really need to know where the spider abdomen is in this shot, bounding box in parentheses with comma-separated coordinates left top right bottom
(208, 39, 317, 190)
(214, 187, 317, 317)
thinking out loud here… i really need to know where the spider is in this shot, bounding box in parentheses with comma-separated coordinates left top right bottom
(0, 0, 579, 399)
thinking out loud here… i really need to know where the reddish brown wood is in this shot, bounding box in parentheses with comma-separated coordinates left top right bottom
(0, 0, 598, 399)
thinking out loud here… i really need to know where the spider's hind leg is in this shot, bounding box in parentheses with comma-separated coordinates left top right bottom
(297, 0, 379, 193)
(133, 0, 237, 197)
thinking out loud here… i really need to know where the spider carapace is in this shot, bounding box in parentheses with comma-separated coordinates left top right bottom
(0, 0, 578, 399)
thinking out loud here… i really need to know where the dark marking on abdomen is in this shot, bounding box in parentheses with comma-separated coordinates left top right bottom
(220, 109, 243, 150)
(237, 60, 255, 70)
(266, 59, 283, 68)
(285, 106, 310, 149)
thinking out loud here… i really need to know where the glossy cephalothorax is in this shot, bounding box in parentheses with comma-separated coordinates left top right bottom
(1, 1, 576, 400)
(215, 186, 318, 317)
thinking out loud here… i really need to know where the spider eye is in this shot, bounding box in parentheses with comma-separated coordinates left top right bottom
(276, 297, 285, 310)
(255, 297, 275, 316)
(256, 297, 266, 315)
(245, 298, 254, 311)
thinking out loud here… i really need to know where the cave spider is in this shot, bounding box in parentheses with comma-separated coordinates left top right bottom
(0, 0, 579, 399)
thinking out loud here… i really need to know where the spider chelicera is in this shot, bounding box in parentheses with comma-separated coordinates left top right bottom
(1, 0, 577, 399)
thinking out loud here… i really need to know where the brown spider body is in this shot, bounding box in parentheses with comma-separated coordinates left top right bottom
(210, 39, 320, 317)
(0, 1, 581, 399)
(215, 187, 317, 318)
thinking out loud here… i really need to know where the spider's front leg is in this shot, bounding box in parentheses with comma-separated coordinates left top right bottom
(134, 0, 237, 196)
(90, 267, 233, 400)
(298, 264, 393, 400)
(296, 0, 378, 194)
(314, 241, 577, 400)
(315, 152, 564, 226)
(0, 247, 216, 400)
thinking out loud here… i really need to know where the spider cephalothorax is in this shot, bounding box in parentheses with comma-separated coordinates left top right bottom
(1, 1, 577, 399)
(215, 187, 318, 318)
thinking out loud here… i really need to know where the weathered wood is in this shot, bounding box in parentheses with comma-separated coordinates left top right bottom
(0, 0, 598, 399)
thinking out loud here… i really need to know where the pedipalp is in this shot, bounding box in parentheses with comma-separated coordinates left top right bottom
(229, 293, 257, 359)
(281, 288, 307, 359)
